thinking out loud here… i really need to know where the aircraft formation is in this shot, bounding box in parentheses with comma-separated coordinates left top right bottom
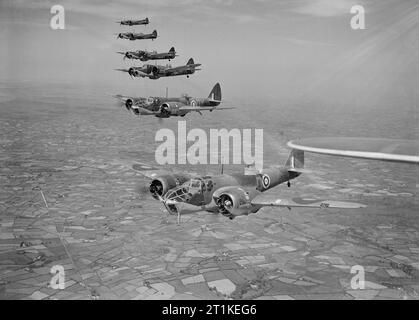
(111, 18, 400, 225)
(114, 17, 229, 119)
(115, 17, 201, 80)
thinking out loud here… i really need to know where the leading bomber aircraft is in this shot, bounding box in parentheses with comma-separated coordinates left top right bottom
(114, 83, 233, 118)
(117, 47, 177, 61)
(129, 150, 365, 224)
(116, 30, 157, 40)
(115, 58, 201, 79)
(117, 17, 149, 26)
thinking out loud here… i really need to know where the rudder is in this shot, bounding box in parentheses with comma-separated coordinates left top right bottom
(208, 83, 222, 102)
(285, 149, 304, 169)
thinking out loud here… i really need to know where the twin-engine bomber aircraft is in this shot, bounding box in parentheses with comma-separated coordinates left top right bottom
(116, 30, 157, 40)
(129, 150, 365, 224)
(114, 83, 234, 118)
(117, 17, 149, 26)
(117, 47, 177, 61)
(115, 58, 201, 79)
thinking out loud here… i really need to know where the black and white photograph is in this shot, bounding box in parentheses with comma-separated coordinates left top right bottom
(0, 0, 418, 306)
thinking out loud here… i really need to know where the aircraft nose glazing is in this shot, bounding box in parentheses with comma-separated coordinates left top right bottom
(165, 187, 192, 203)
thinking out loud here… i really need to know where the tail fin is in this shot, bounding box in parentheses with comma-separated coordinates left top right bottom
(169, 47, 175, 53)
(187, 58, 194, 65)
(208, 83, 222, 102)
(152, 30, 157, 36)
(285, 149, 304, 169)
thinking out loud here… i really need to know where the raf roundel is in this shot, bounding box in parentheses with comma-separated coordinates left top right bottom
(262, 174, 270, 189)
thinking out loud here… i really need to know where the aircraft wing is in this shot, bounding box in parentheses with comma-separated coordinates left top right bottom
(288, 137, 419, 164)
(212, 106, 235, 110)
(178, 106, 235, 112)
(114, 68, 151, 78)
(131, 105, 157, 115)
(251, 196, 366, 209)
(130, 162, 172, 179)
(113, 94, 143, 102)
(113, 94, 131, 101)
(112, 95, 148, 107)
(130, 162, 197, 180)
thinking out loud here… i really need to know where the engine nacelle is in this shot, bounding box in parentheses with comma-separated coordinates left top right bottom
(125, 99, 133, 111)
(213, 187, 261, 219)
(151, 65, 160, 76)
(149, 174, 190, 199)
(128, 68, 142, 77)
(158, 102, 183, 117)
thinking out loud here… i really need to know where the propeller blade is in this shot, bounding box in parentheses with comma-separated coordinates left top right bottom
(134, 183, 150, 197)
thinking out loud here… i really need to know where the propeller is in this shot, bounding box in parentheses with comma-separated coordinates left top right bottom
(116, 51, 128, 60)
(158, 194, 184, 224)
(128, 68, 135, 78)
(159, 104, 170, 117)
(151, 65, 160, 77)
(215, 194, 235, 218)
(125, 99, 133, 111)
(219, 194, 233, 211)
(132, 108, 140, 116)
(149, 180, 163, 199)
(134, 183, 150, 197)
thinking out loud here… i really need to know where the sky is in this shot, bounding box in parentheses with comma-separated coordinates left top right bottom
(0, 0, 418, 111)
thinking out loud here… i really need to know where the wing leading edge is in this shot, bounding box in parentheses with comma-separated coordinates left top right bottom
(251, 196, 366, 209)
(287, 137, 419, 164)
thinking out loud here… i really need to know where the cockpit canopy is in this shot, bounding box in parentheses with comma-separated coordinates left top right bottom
(164, 178, 203, 203)
(188, 178, 202, 189)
